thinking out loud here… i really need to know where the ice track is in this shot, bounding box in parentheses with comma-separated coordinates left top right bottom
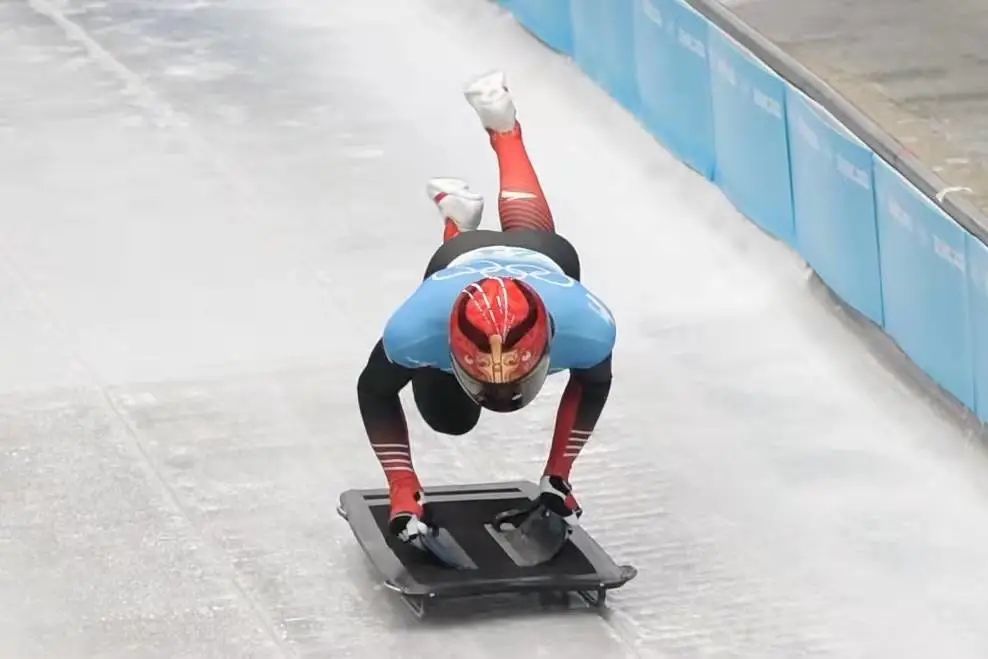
(4, 1, 988, 656)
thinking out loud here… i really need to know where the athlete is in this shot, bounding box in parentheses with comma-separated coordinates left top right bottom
(357, 71, 616, 548)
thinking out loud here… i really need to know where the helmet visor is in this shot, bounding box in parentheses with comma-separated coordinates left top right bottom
(451, 351, 550, 412)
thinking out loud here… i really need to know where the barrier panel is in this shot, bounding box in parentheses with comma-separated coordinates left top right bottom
(498, 0, 573, 55)
(631, 0, 714, 178)
(786, 88, 884, 324)
(499, 1, 988, 424)
(873, 157, 976, 408)
(569, 0, 639, 114)
(708, 27, 793, 244)
(967, 235, 988, 421)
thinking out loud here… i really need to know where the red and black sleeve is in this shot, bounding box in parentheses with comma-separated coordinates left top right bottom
(357, 340, 417, 483)
(543, 355, 613, 479)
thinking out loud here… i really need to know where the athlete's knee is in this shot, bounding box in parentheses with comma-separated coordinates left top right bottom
(419, 396, 480, 435)
(412, 370, 481, 435)
(424, 410, 479, 436)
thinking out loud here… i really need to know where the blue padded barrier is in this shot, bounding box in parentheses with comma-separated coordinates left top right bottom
(967, 234, 988, 421)
(874, 157, 976, 409)
(708, 27, 793, 244)
(498, 0, 988, 423)
(786, 88, 884, 324)
(569, 0, 639, 114)
(498, 0, 573, 55)
(631, 0, 715, 177)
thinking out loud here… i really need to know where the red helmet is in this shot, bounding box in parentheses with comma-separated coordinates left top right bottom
(449, 277, 552, 412)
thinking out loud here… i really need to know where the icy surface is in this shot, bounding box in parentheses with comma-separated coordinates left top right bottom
(3, 0, 988, 656)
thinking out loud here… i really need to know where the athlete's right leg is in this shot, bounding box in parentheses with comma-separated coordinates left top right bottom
(411, 368, 481, 435)
(426, 177, 483, 242)
(464, 71, 555, 233)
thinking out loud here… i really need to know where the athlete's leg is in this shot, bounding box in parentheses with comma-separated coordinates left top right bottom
(464, 71, 555, 233)
(411, 368, 481, 435)
(491, 127, 554, 232)
(426, 178, 483, 242)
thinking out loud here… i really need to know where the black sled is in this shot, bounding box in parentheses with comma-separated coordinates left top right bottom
(337, 480, 637, 618)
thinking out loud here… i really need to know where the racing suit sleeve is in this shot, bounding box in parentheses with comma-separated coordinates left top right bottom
(356, 339, 417, 482)
(542, 355, 612, 479)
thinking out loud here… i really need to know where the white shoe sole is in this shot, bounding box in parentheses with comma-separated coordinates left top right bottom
(463, 70, 517, 133)
(426, 177, 483, 230)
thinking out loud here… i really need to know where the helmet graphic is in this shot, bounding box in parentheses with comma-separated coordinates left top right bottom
(449, 277, 551, 412)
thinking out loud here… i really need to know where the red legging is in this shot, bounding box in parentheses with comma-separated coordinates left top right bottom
(443, 124, 554, 241)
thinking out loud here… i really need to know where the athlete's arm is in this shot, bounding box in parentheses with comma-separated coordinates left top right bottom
(542, 355, 612, 478)
(357, 339, 415, 470)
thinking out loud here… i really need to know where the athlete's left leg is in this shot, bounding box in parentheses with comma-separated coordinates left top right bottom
(464, 71, 555, 233)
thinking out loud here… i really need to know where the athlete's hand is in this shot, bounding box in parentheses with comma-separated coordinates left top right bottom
(389, 512, 431, 548)
(539, 474, 583, 527)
